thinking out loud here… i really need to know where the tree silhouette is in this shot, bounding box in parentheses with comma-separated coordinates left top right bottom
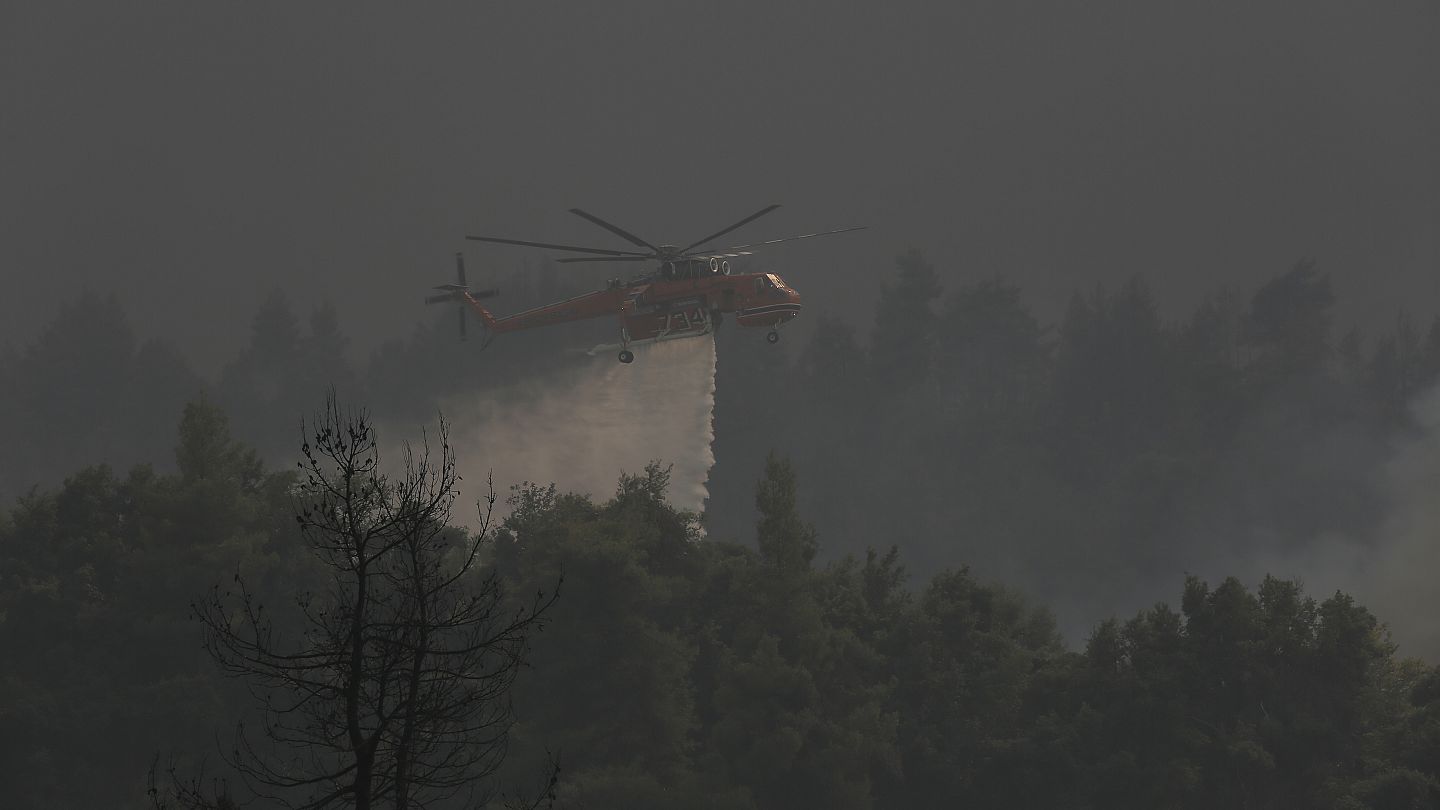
(160, 396, 557, 809)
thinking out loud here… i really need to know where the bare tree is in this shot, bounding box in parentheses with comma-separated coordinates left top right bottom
(156, 397, 557, 809)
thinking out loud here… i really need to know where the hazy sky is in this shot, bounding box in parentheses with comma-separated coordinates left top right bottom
(3, 1, 1436, 367)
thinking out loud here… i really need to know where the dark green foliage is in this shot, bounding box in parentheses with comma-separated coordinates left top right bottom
(485, 457, 1440, 809)
(4, 398, 1440, 807)
(1012, 575, 1424, 810)
(7, 251, 1440, 807)
(1242, 260, 1335, 376)
(870, 248, 942, 390)
(1053, 277, 1174, 462)
(1366, 313, 1431, 423)
(705, 320, 801, 543)
(16, 251, 1426, 651)
(937, 275, 1050, 422)
(890, 567, 1063, 806)
(0, 292, 204, 502)
(755, 454, 818, 575)
(0, 403, 296, 810)
(491, 460, 911, 808)
(217, 290, 363, 461)
(165, 400, 553, 809)
(706, 253, 1428, 638)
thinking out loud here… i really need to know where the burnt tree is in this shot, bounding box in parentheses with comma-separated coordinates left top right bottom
(168, 398, 557, 809)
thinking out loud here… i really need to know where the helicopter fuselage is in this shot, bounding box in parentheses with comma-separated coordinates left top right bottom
(465, 266, 802, 348)
(450, 204, 860, 361)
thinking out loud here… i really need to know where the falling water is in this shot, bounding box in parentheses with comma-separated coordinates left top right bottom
(404, 336, 718, 528)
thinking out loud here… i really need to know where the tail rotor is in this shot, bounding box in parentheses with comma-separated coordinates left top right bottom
(425, 253, 498, 341)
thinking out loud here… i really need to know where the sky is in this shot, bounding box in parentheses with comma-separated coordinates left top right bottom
(2, 1, 1437, 367)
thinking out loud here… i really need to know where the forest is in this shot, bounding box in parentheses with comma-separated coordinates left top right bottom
(3, 254, 1440, 808)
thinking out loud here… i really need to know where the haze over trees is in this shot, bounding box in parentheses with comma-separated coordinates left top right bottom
(151, 399, 557, 810)
(4, 254, 1440, 806)
(4, 402, 1440, 808)
(709, 259, 1440, 641)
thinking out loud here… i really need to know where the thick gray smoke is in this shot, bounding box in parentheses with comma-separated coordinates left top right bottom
(1215, 386, 1440, 661)
(387, 337, 718, 529)
(1317, 386, 1440, 660)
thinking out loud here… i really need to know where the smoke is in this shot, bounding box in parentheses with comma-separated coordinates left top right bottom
(1214, 385, 1440, 661)
(386, 336, 718, 529)
(1319, 386, 1440, 660)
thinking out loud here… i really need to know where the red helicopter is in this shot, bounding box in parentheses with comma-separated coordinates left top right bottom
(425, 205, 863, 363)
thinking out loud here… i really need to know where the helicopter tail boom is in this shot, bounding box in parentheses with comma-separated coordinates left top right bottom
(425, 253, 498, 341)
(476, 288, 626, 335)
(462, 292, 501, 332)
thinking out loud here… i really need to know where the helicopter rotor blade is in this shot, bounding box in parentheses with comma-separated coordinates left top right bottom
(679, 204, 781, 255)
(706, 225, 867, 255)
(568, 208, 660, 252)
(464, 234, 649, 257)
(555, 255, 654, 264)
(455, 252, 467, 286)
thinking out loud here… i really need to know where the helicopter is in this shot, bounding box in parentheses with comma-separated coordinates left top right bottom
(425, 205, 863, 363)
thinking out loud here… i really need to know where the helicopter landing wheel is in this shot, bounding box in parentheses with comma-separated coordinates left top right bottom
(766, 330, 780, 344)
(618, 349, 635, 364)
